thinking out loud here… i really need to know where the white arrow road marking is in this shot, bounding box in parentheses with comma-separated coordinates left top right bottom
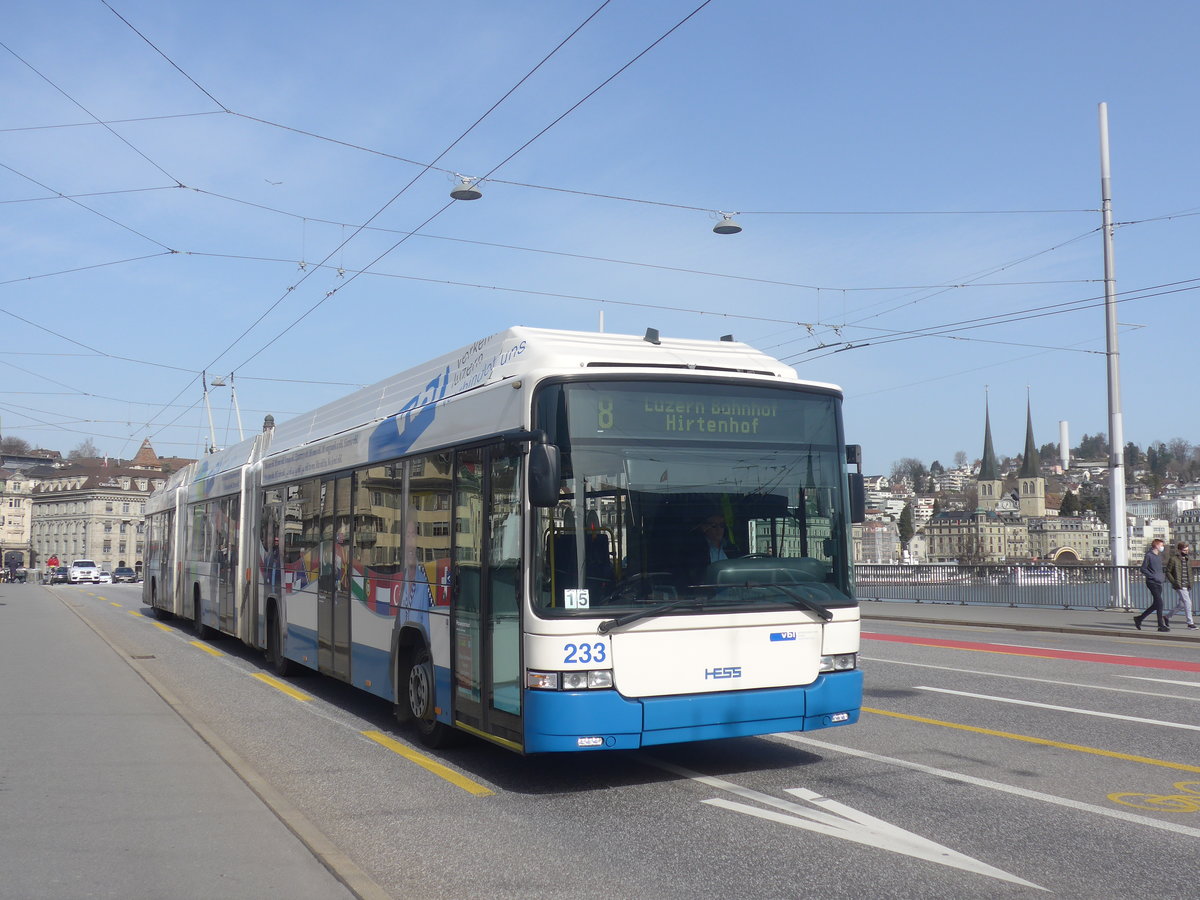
(641, 755, 1044, 890)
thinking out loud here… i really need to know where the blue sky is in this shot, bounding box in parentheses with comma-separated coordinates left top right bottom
(2, 1, 1197, 473)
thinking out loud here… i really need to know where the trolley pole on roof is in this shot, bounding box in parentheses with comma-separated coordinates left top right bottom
(202, 370, 218, 454)
(228, 374, 245, 442)
(1099, 102, 1129, 609)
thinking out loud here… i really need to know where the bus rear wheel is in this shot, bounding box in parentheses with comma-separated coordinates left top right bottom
(192, 597, 205, 637)
(404, 647, 455, 749)
(267, 606, 292, 677)
(150, 581, 170, 620)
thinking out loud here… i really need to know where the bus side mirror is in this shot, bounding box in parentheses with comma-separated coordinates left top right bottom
(848, 472, 866, 524)
(846, 444, 865, 523)
(529, 443, 561, 508)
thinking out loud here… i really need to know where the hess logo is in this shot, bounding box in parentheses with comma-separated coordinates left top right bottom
(704, 666, 743, 680)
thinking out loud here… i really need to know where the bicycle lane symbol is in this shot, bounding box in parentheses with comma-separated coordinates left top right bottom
(1109, 782, 1200, 813)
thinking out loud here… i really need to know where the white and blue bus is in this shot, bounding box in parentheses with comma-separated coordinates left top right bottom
(144, 327, 865, 753)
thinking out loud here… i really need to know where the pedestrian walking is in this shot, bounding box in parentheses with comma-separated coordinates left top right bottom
(1165, 541, 1197, 630)
(1134, 538, 1170, 632)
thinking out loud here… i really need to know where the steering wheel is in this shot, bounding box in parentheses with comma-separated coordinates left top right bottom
(604, 571, 674, 604)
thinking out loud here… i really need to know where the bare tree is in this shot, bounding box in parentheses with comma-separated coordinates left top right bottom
(1167, 438, 1193, 478)
(890, 457, 928, 490)
(68, 438, 100, 460)
(953, 450, 968, 468)
(0, 437, 31, 455)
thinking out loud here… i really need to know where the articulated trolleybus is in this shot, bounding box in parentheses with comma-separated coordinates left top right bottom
(144, 327, 864, 753)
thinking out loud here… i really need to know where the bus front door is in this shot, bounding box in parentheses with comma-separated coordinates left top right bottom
(317, 474, 352, 680)
(452, 446, 523, 749)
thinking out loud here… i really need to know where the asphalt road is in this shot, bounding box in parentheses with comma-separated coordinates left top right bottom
(13, 582, 1200, 899)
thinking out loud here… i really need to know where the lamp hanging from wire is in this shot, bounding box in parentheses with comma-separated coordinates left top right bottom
(450, 175, 483, 201)
(713, 212, 742, 235)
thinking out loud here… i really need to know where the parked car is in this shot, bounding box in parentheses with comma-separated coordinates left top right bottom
(97, 571, 112, 584)
(69, 559, 100, 584)
(48, 566, 70, 584)
(112, 567, 139, 584)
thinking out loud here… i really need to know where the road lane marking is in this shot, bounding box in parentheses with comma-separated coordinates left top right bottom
(109, 602, 122, 608)
(189, 640, 224, 657)
(251, 672, 312, 701)
(864, 632, 1200, 672)
(152, 621, 172, 632)
(863, 656, 1200, 702)
(641, 755, 1042, 889)
(773, 732, 1200, 839)
(913, 685, 1200, 732)
(863, 707, 1200, 773)
(361, 730, 493, 796)
(1117, 675, 1200, 689)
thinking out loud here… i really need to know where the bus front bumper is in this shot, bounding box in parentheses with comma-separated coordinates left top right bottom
(523, 669, 862, 753)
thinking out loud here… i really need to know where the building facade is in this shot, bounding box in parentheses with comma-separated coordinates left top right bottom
(854, 520, 900, 563)
(924, 508, 1029, 563)
(1026, 515, 1110, 562)
(0, 468, 34, 567)
(28, 441, 183, 573)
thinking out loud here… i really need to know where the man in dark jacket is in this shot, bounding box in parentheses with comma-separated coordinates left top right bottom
(1134, 538, 1169, 632)
(1165, 542, 1197, 629)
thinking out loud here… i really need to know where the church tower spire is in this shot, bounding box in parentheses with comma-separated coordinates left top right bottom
(977, 390, 1003, 511)
(1019, 393, 1046, 517)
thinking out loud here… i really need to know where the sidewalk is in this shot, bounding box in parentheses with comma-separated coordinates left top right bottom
(860, 598, 1200, 641)
(0, 584, 362, 900)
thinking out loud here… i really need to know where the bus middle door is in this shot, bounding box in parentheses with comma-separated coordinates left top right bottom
(317, 474, 352, 681)
(452, 446, 523, 749)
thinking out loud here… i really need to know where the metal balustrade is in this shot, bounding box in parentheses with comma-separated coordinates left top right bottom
(853, 564, 1167, 611)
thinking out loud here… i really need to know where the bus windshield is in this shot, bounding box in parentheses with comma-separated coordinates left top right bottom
(533, 379, 855, 618)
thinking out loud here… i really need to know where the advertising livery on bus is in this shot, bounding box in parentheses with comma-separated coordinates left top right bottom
(144, 327, 865, 753)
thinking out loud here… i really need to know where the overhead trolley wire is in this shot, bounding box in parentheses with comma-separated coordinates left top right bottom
(106, 0, 619, 435)
(223, 0, 620, 371)
(788, 278, 1200, 365)
(0, 162, 176, 252)
(0, 39, 183, 186)
(183, 185, 1100, 295)
(228, 1, 725, 371)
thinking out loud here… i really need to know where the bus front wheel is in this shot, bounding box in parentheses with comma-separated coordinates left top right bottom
(404, 647, 455, 749)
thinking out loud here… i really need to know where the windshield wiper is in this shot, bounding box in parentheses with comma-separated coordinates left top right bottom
(596, 582, 834, 634)
(695, 581, 834, 621)
(597, 596, 706, 635)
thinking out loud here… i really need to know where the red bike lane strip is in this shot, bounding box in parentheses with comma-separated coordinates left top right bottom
(863, 631, 1200, 673)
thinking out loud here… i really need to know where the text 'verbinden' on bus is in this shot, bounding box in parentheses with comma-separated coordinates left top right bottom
(143, 327, 864, 753)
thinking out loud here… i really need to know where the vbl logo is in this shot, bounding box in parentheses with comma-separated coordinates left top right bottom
(705, 666, 743, 679)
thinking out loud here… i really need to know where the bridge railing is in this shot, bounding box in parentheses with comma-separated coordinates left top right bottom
(854, 564, 1160, 611)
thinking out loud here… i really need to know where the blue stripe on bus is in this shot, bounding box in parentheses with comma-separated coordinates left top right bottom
(282, 625, 452, 718)
(523, 670, 862, 753)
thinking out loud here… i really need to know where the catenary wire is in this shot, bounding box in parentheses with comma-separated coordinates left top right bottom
(184, 185, 1101, 294)
(113, 0, 617, 435)
(0, 39, 183, 185)
(224, 1, 711, 371)
(0, 162, 175, 251)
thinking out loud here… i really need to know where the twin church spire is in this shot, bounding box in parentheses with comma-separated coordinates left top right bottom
(977, 393, 1045, 518)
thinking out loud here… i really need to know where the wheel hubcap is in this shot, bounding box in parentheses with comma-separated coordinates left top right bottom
(409, 662, 430, 719)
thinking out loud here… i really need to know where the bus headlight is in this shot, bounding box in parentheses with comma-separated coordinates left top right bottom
(819, 653, 857, 672)
(527, 670, 559, 690)
(527, 669, 613, 690)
